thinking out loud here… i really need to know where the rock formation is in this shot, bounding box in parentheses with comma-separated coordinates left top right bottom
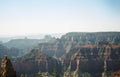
(0, 56, 17, 77)
(62, 44, 120, 77)
(13, 48, 62, 77)
(112, 70, 120, 77)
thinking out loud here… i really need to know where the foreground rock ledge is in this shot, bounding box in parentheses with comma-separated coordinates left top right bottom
(0, 56, 17, 77)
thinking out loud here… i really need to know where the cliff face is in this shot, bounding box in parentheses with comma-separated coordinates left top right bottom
(61, 32, 120, 53)
(38, 42, 65, 57)
(24, 32, 120, 58)
(62, 44, 120, 77)
(0, 56, 17, 77)
(13, 48, 62, 77)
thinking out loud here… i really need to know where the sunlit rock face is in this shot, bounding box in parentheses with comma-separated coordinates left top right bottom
(112, 70, 120, 77)
(0, 56, 17, 77)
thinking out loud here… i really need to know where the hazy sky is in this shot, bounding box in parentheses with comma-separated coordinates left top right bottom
(0, 0, 120, 36)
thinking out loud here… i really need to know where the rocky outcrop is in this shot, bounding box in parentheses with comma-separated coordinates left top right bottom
(112, 70, 120, 77)
(0, 56, 17, 77)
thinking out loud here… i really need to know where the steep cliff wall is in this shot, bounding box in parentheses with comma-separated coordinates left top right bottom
(62, 44, 120, 77)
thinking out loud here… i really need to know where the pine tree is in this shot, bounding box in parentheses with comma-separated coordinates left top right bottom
(39, 73, 43, 77)
(52, 68, 57, 77)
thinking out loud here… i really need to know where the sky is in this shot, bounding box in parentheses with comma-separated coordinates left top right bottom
(0, 0, 120, 36)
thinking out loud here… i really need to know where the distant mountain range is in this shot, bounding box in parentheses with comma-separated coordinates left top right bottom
(0, 33, 64, 43)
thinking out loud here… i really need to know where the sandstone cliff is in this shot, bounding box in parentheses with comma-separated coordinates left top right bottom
(0, 56, 17, 77)
(62, 44, 120, 77)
